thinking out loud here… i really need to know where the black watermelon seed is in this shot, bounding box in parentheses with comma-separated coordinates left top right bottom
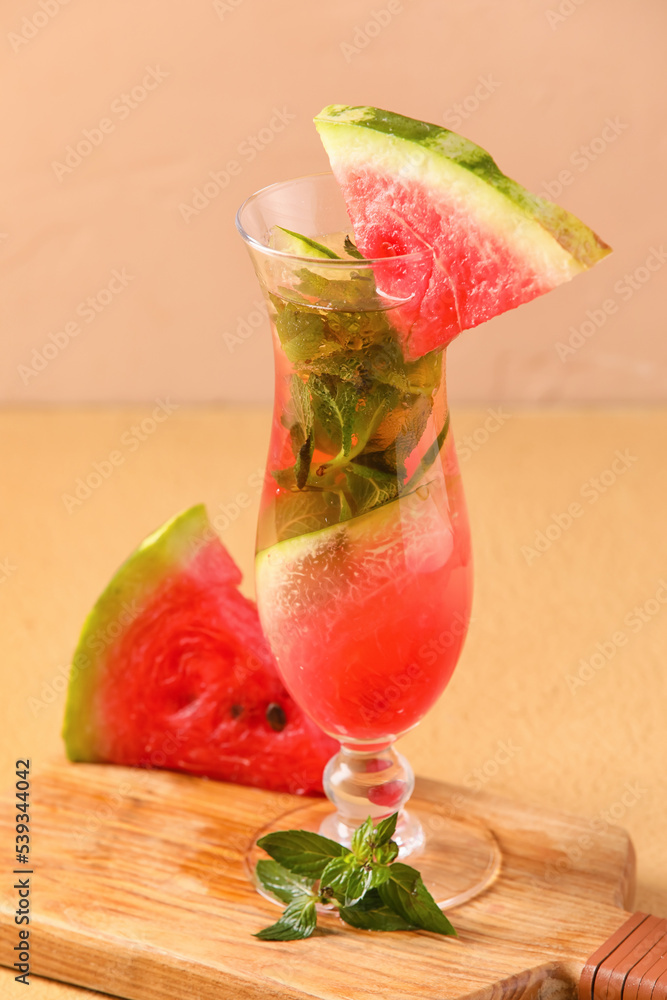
(230, 703, 243, 719)
(266, 703, 287, 732)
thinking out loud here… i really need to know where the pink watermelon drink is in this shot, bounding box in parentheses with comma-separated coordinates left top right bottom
(238, 108, 610, 843)
(237, 175, 472, 749)
(257, 435, 472, 746)
(256, 313, 472, 746)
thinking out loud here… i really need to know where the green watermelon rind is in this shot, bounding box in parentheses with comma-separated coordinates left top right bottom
(314, 105, 611, 277)
(62, 504, 212, 762)
(271, 226, 342, 260)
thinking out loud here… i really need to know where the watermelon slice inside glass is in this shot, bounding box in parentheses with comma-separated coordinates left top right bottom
(62, 505, 337, 795)
(314, 105, 612, 360)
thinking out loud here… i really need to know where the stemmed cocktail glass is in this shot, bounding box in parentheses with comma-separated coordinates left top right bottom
(237, 174, 500, 908)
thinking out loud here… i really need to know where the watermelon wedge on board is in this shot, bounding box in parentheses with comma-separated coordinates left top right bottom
(314, 105, 611, 360)
(62, 505, 337, 795)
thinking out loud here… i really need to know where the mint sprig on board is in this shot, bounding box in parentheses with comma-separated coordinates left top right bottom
(254, 812, 456, 941)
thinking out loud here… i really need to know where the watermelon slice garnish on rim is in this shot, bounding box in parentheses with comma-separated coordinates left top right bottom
(62, 505, 337, 795)
(314, 105, 611, 360)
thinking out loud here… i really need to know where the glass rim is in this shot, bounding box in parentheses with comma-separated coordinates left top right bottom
(235, 171, 434, 267)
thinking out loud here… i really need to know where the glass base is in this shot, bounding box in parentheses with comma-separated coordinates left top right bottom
(246, 793, 501, 910)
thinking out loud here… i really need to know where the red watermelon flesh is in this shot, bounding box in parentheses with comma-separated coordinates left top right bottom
(62, 505, 337, 795)
(315, 105, 612, 360)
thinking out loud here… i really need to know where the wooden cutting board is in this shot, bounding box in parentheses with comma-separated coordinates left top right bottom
(0, 760, 649, 999)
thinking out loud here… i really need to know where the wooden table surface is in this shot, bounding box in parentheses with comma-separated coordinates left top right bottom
(1, 405, 666, 998)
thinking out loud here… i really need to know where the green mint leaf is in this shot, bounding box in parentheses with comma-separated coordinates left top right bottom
(335, 380, 359, 459)
(372, 812, 398, 847)
(288, 374, 313, 447)
(274, 489, 341, 542)
(348, 382, 399, 458)
(319, 856, 373, 907)
(255, 859, 315, 905)
(338, 889, 417, 932)
(295, 432, 313, 489)
(295, 268, 377, 313)
(377, 863, 457, 937)
(318, 853, 375, 907)
(343, 235, 365, 260)
(255, 896, 317, 941)
(309, 375, 345, 455)
(257, 829, 349, 879)
(310, 376, 400, 478)
(303, 342, 405, 390)
(272, 296, 326, 350)
(365, 392, 433, 471)
(325, 303, 391, 350)
(345, 463, 399, 518)
(284, 316, 343, 366)
(350, 449, 399, 477)
(304, 351, 366, 384)
(293, 267, 333, 301)
(271, 466, 297, 489)
(375, 841, 399, 865)
(344, 864, 374, 906)
(351, 816, 374, 859)
(368, 863, 391, 889)
(404, 350, 443, 396)
(319, 855, 354, 897)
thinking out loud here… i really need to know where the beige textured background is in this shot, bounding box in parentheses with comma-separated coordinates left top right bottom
(1, 0, 666, 405)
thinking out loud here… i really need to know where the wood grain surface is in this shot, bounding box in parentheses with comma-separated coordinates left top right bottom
(0, 761, 637, 1000)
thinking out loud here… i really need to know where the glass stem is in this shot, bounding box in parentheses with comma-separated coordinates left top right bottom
(320, 744, 425, 855)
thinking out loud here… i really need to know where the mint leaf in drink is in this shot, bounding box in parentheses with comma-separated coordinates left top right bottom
(310, 376, 399, 469)
(271, 466, 297, 489)
(295, 433, 313, 489)
(294, 267, 377, 313)
(404, 349, 443, 395)
(338, 889, 417, 932)
(257, 829, 348, 878)
(283, 374, 313, 460)
(281, 309, 344, 366)
(309, 374, 342, 447)
(344, 235, 365, 260)
(365, 393, 433, 470)
(268, 250, 450, 540)
(255, 896, 318, 941)
(256, 859, 316, 904)
(377, 863, 457, 936)
(303, 341, 402, 390)
(345, 463, 399, 516)
(274, 489, 341, 542)
(325, 302, 390, 350)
